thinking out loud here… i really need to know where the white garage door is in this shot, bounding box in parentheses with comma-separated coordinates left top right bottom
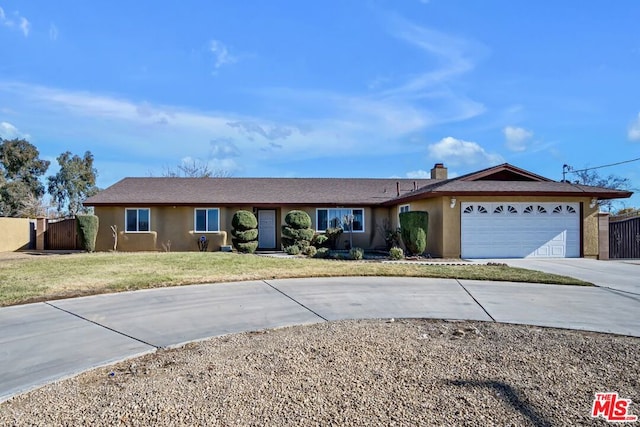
(461, 202, 580, 259)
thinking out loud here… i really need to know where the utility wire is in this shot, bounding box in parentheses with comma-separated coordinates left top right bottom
(568, 157, 640, 174)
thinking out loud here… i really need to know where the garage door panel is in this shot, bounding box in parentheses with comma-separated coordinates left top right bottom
(461, 202, 580, 259)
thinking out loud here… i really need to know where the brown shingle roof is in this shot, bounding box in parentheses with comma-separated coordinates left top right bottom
(386, 179, 633, 205)
(84, 163, 633, 207)
(84, 177, 434, 206)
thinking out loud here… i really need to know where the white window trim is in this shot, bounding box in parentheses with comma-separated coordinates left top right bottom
(194, 207, 221, 233)
(125, 208, 151, 233)
(315, 208, 365, 233)
(398, 204, 410, 222)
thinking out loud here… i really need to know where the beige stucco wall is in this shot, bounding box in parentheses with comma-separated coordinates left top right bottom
(94, 197, 600, 257)
(94, 206, 228, 252)
(399, 199, 446, 257)
(277, 205, 389, 250)
(406, 196, 598, 258)
(0, 217, 33, 252)
(95, 205, 388, 252)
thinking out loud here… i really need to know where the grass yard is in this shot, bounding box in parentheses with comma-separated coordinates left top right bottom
(0, 252, 591, 306)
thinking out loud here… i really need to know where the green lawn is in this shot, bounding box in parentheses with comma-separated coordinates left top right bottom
(0, 252, 591, 306)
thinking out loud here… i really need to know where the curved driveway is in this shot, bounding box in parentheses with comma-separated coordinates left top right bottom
(1, 260, 639, 402)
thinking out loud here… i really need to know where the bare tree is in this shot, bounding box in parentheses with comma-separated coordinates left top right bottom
(571, 168, 633, 212)
(160, 159, 232, 178)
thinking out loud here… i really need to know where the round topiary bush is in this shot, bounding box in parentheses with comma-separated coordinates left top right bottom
(282, 210, 313, 251)
(284, 210, 312, 229)
(303, 245, 317, 257)
(285, 245, 301, 255)
(314, 247, 330, 259)
(232, 210, 258, 231)
(231, 210, 258, 253)
(349, 247, 364, 260)
(389, 246, 404, 260)
(231, 229, 259, 242)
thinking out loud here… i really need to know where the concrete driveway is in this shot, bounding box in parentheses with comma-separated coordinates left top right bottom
(1, 272, 639, 403)
(473, 258, 640, 294)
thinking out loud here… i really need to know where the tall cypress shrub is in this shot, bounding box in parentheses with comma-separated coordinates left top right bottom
(399, 211, 428, 256)
(281, 210, 314, 251)
(231, 210, 259, 253)
(76, 214, 99, 252)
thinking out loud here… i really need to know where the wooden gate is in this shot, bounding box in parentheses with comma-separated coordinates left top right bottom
(45, 218, 80, 250)
(609, 215, 640, 259)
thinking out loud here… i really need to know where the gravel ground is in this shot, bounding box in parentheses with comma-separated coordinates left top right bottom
(2, 319, 638, 426)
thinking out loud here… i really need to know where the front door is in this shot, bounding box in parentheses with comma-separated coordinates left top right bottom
(258, 210, 277, 249)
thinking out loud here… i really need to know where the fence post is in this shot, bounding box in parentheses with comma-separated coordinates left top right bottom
(36, 217, 48, 251)
(598, 212, 609, 260)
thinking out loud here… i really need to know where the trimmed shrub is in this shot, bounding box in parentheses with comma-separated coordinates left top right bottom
(399, 211, 428, 256)
(389, 246, 404, 260)
(281, 227, 314, 242)
(235, 241, 258, 254)
(232, 210, 258, 231)
(349, 247, 364, 260)
(231, 210, 258, 253)
(324, 227, 343, 250)
(231, 229, 258, 241)
(314, 247, 330, 259)
(76, 215, 99, 252)
(285, 245, 301, 255)
(312, 234, 329, 248)
(303, 245, 317, 257)
(284, 210, 312, 229)
(282, 210, 313, 251)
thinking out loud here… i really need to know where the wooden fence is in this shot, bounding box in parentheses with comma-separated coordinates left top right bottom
(45, 218, 80, 250)
(609, 215, 640, 259)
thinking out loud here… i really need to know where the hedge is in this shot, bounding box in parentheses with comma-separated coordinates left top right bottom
(399, 211, 428, 256)
(76, 215, 99, 252)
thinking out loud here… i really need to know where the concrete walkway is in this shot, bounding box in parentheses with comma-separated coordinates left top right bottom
(2, 274, 639, 403)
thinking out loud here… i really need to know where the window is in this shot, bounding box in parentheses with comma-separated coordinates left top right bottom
(125, 208, 150, 232)
(195, 208, 220, 232)
(399, 204, 410, 214)
(316, 208, 364, 232)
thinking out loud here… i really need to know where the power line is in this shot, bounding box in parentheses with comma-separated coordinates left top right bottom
(569, 157, 640, 173)
(563, 156, 640, 180)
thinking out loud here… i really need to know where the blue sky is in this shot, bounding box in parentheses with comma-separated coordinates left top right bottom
(1, 1, 639, 208)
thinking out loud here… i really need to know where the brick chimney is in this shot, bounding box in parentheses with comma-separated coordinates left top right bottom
(430, 163, 447, 180)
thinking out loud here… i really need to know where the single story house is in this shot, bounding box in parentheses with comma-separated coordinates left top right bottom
(83, 163, 632, 258)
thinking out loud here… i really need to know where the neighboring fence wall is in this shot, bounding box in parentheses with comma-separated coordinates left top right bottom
(0, 217, 35, 252)
(45, 218, 80, 250)
(609, 215, 640, 259)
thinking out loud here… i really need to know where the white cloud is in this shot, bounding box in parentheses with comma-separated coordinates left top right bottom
(405, 169, 430, 178)
(19, 16, 29, 36)
(629, 113, 640, 141)
(503, 126, 533, 152)
(0, 121, 28, 139)
(382, 16, 487, 97)
(49, 23, 58, 41)
(427, 136, 503, 166)
(210, 39, 236, 69)
(0, 7, 30, 37)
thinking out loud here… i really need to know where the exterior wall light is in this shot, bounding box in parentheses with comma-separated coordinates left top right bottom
(450, 197, 457, 208)
(590, 198, 597, 208)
